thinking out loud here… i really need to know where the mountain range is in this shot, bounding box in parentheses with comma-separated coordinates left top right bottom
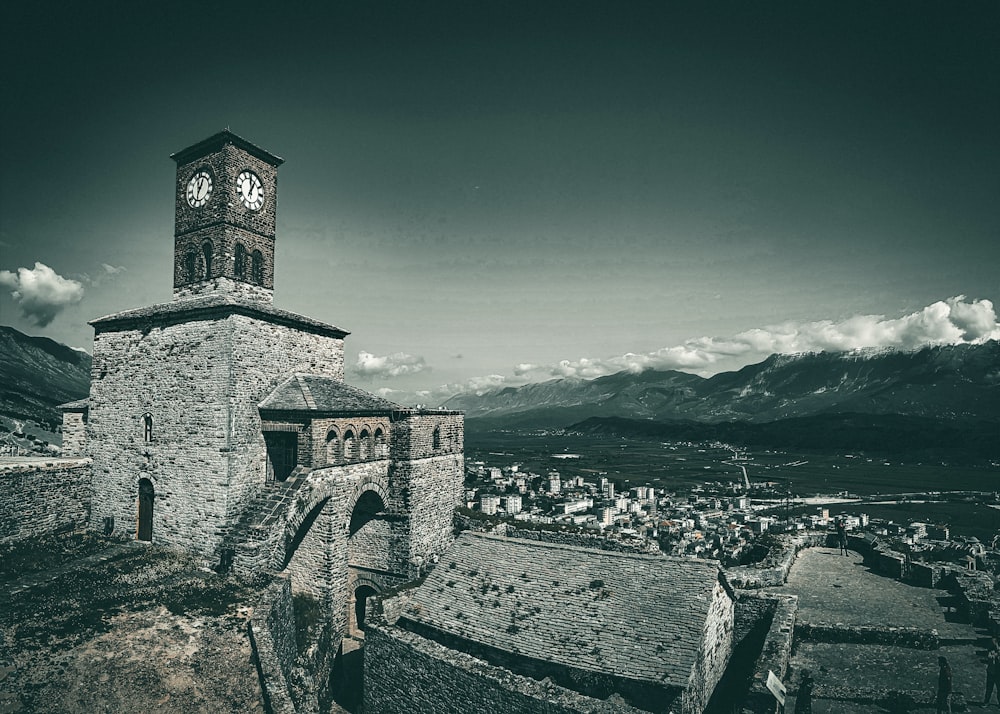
(0, 326, 91, 431)
(1, 324, 997, 459)
(444, 341, 1000, 459)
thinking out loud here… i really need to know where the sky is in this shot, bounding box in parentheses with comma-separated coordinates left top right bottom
(2, 1, 998, 405)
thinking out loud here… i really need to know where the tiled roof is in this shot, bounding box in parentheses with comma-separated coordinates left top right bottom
(90, 295, 348, 339)
(259, 374, 401, 414)
(399, 532, 728, 688)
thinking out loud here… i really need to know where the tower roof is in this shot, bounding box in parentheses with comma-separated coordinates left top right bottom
(170, 129, 284, 167)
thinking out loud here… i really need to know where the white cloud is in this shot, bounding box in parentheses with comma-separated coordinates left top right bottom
(354, 351, 428, 379)
(433, 296, 1000, 402)
(0, 262, 85, 327)
(101, 263, 127, 275)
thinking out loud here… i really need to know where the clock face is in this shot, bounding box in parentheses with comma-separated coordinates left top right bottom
(185, 170, 213, 208)
(237, 170, 264, 211)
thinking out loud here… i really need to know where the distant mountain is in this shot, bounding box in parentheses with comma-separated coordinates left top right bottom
(447, 341, 1000, 429)
(0, 326, 91, 430)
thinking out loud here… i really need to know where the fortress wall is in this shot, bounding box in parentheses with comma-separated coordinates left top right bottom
(0, 459, 92, 543)
(363, 619, 649, 714)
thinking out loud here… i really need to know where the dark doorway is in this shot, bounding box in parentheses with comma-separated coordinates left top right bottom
(354, 585, 378, 632)
(138, 478, 154, 541)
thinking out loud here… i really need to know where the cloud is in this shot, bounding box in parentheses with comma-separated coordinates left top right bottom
(354, 351, 428, 379)
(432, 296, 1000, 403)
(101, 263, 126, 275)
(0, 262, 85, 327)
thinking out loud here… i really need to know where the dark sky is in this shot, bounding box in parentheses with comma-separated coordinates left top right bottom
(2, 1, 998, 402)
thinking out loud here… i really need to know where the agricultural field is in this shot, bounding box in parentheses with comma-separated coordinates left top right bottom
(466, 430, 1000, 497)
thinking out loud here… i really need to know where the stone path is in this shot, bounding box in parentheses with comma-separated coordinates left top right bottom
(769, 547, 991, 712)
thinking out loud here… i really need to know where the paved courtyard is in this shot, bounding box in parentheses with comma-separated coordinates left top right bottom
(769, 547, 993, 712)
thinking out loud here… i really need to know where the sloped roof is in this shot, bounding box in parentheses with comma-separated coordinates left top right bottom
(399, 532, 731, 689)
(90, 295, 348, 339)
(57, 398, 89, 411)
(259, 374, 401, 414)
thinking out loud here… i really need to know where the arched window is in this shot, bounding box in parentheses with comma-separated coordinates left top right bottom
(325, 428, 340, 464)
(343, 430, 355, 462)
(202, 241, 213, 279)
(432, 426, 441, 451)
(251, 250, 263, 285)
(359, 429, 371, 460)
(142, 413, 153, 443)
(374, 428, 386, 458)
(234, 243, 247, 280)
(185, 251, 198, 282)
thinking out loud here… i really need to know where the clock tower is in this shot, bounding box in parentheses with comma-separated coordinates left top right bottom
(170, 130, 283, 303)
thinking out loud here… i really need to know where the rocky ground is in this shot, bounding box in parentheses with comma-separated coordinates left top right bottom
(0, 532, 265, 713)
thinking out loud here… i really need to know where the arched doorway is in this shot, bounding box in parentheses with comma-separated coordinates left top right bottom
(354, 584, 378, 633)
(137, 478, 154, 541)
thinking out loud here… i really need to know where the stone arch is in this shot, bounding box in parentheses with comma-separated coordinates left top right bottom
(251, 250, 263, 285)
(374, 427, 387, 458)
(325, 427, 341, 464)
(202, 241, 213, 279)
(346, 478, 391, 530)
(342, 429, 356, 462)
(234, 243, 247, 279)
(185, 250, 198, 282)
(358, 428, 371, 461)
(349, 575, 382, 636)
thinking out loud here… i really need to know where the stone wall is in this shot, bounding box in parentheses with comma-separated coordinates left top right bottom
(725, 533, 824, 589)
(247, 575, 297, 714)
(680, 579, 736, 714)
(0, 458, 92, 543)
(743, 594, 797, 714)
(363, 617, 650, 714)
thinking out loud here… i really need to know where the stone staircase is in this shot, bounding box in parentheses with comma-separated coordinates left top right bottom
(222, 467, 314, 575)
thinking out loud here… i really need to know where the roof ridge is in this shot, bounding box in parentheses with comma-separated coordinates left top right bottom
(295, 374, 318, 410)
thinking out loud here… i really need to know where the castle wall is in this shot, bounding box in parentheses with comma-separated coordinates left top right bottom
(363, 618, 649, 714)
(0, 459, 92, 543)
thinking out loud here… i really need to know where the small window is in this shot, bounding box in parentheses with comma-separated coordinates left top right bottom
(432, 426, 441, 450)
(325, 428, 340, 463)
(202, 241, 213, 279)
(343, 430, 356, 462)
(185, 251, 198, 282)
(142, 413, 153, 443)
(234, 243, 247, 279)
(251, 250, 263, 285)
